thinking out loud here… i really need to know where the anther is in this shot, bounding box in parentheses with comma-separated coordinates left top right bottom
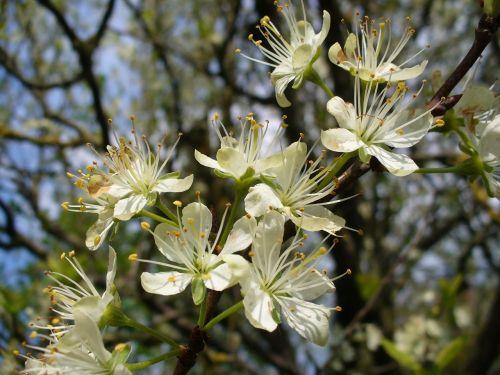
(141, 222, 150, 231)
(128, 254, 138, 261)
(173, 200, 183, 207)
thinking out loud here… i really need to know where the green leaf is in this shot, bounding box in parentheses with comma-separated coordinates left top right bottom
(381, 338, 422, 373)
(435, 337, 466, 371)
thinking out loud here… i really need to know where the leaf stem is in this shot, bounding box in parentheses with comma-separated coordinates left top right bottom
(139, 209, 177, 226)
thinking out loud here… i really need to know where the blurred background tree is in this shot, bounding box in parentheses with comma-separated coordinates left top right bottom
(0, 0, 499, 374)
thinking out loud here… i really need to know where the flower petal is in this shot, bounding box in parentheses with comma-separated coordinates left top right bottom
(194, 149, 222, 170)
(291, 268, 335, 301)
(153, 174, 193, 193)
(73, 310, 112, 363)
(244, 183, 283, 217)
(205, 262, 235, 291)
(181, 202, 212, 250)
(153, 223, 189, 264)
(85, 214, 114, 251)
(243, 284, 277, 332)
(326, 96, 357, 131)
(291, 205, 345, 234)
(102, 246, 117, 303)
(366, 145, 418, 176)
(380, 61, 428, 82)
(114, 195, 148, 220)
(321, 128, 363, 152)
(279, 297, 331, 346)
(253, 211, 285, 267)
(221, 215, 257, 255)
(216, 147, 249, 178)
(140, 271, 192, 296)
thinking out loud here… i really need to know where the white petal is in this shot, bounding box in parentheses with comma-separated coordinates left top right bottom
(140, 272, 192, 295)
(378, 110, 433, 148)
(292, 269, 335, 301)
(326, 96, 357, 131)
(72, 296, 103, 323)
(243, 285, 277, 332)
(102, 246, 117, 302)
(194, 149, 223, 170)
(182, 202, 212, 250)
(106, 184, 132, 199)
(85, 215, 114, 251)
(221, 254, 251, 286)
(216, 147, 249, 178)
(279, 298, 331, 346)
(114, 195, 148, 220)
(291, 206, 345, 234)
(154, 222, 188, 263)
(321, 128, 363, 152)
(344, 33, 357, 59)
(221, 215, 257, 255)
(315, 11, 331, 45)
(292, 44, 314, 71)
(366, 146, 418, 176)
(380, 61, 428, 82)
(253, 151, 286, 174)
(153, 174, 193, 193)
(73, 310, 112, 363)
(479, 115, 500, 162)
(328, 42, 347, 65)
(272, 141, 307, 189)
(253, 211, 285, 267)
(204, 262, 235, 291)
(244, 183, 283, 217)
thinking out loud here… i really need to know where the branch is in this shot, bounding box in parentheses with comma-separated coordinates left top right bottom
(429, 14, 500, 115)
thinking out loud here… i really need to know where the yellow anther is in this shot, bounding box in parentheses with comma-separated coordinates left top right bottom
(319, 247, 327, 255)
(30, 331, 38, 338)
(248, 33, 254, 40)
(435, 119, 445, 127)
(12, 349, 20, 356)
(346, 268, 352, 275)
(61, 202, 69, 210)
(78, 197, 84, 204)
(68, 250, 75, 257)
(51, 318, 60, 325)
(114, 343, 127, 352)
(66, 172, 74, 178)
(173, 200, 183, 207)
(335, 306, 343, 312)
(60, 252, 66, 260)
(234, 48, 241, 53)
(141, 221, 150, 231)
(128, 253, 138, 261)
(167, 275, 177, 283)
(93, 235, 101, 246)
(248, 250, 256, 257)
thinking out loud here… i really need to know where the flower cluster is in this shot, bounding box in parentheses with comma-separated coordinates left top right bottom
(20, 0, 499, 373)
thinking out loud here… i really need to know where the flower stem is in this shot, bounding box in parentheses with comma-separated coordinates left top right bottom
(156, 199, 179, 223)
(124, 316, 179, 348)
(140, 209, 177, 226)
(318, 152, 355, 190)
(416, 166, 465, 174)
(126, 349, 181, 371)
(197, 295, 208, 327)
(219, 184, 247, 246)
(202, 301, 244, 331)
(306, 67, 334, 98)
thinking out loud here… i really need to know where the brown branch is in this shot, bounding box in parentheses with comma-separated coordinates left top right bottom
(429, 14, 500, 115)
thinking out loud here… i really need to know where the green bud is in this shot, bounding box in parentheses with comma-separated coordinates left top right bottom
(191, 277, 206, 306)
(271, 303, 281, 325)
(358, 147, 371, 164)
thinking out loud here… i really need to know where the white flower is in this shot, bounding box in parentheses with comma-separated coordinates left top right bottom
(475, 114, 500, 197)
(239, 1, 330, 107)
(321, 79, 434, 176)
(22, 310, 132, 374)
(195, 113, 286, 181)
(135, 202, 257, 303)
(328, 16, 427, 82)
(224, 212, 339, 345)
(244, 141, 345, 234)
(64, 131, 193, 249)
(33, 248, 117, 335)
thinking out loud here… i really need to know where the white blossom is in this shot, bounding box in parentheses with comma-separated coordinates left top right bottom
(244, 141, 345, 234)
(238, 1, 330, 107)
(31, 248, 118, 336)
(195, 113, 286, 181)
(321, 79, 435, 176)
(22, 310, 131, 374)
(64, 130, 193, 249)
(224, 211, 340, 346)
(328, 16, 427, 82)
(474, 113, 500, 197)
(135, 202, 257, 303)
